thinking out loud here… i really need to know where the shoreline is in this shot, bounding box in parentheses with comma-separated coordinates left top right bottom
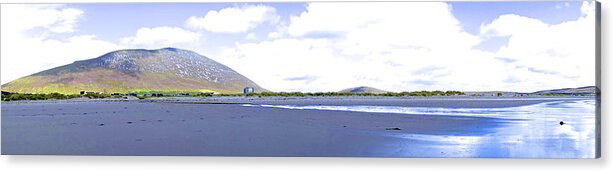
(1, 96, 595, 108)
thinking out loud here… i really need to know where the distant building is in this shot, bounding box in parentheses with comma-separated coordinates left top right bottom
(515, 93, 530, 97)
(244, 87, 255, 94)
(80, 91, 100, 95)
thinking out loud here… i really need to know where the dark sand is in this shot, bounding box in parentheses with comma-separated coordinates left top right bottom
(0, 96, 594, 157)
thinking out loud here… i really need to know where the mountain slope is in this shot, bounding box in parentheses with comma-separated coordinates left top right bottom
(339, 86, 388, 94)
(1, 48, 265, 94)
(532, 86, 597, 95)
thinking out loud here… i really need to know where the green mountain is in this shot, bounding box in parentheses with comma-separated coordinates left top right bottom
(339, 86, 388, 94)
(1, 48, 265, 94)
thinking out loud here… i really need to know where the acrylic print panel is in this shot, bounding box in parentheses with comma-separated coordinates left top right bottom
(0, 1, 600, 158)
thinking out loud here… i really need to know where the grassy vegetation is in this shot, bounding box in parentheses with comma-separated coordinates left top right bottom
(1, 90, 466, 101)
(1, 70, 245, 95)
(2, 93, 82, 101)
(244, 90, 465, 97)
(1, 89, 593, 101)
(0, 91, 217, 101)
(0, 92, 141, 101)
(536, 93, 570, 96)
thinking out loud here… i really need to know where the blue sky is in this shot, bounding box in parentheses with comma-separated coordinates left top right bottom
(69, 3, 306, 42)
(63, 2, 582, 45)
(63, 1, 584, 52)
(450, 1, 584, 34)
(1, 1, 597, 92)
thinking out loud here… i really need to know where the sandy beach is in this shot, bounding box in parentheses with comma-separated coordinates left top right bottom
(1, 96, 596, 157)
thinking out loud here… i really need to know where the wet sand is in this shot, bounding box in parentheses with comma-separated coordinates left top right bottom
(1, 97, 595, 157)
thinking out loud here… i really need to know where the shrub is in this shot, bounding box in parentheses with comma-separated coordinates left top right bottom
(8, 94, 27, 101)
(84, 94, 109, 99)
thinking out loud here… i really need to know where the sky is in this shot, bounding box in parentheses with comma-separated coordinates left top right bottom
(0, 1, 597, 92)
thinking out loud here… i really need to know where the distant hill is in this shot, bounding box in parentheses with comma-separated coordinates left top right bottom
(532, 86, 597, 95)
(1, 48, 265, 94)
(464, 86, 597, 96)
(339, 86, 388, 93)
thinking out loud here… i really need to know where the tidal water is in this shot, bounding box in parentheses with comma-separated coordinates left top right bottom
(244, 99, 597, 158)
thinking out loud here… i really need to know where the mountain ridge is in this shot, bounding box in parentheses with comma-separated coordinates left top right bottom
(531, 86, 597, 95)
(339, 86, 389, 93)
(463, 86, 597, 96)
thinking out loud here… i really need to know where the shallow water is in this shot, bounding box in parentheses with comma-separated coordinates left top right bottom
(244, 99, 597, 158)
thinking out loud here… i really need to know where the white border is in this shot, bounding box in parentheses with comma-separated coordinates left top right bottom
(0, 0, 610, 172)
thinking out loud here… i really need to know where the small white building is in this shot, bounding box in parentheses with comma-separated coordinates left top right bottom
(80, 91, 100, 95)
(244, 87, 254, 94)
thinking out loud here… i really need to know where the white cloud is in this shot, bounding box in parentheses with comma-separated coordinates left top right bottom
(581, 1, 594, 15)
(216, 2, 506, 92)
(1, 4, 83, 34)
(216, 2, 596, 92)
(480, 1, 596, 91)
(245, 32, 257, 40)
(1, 2, 596, 93)
(267, 32, 283, 39)
(186, 5, 279, 33)
(266, 23, 288, 39)
(480, 14, 547, 37)
(1, 4, 119, 84)
(120, 26, 202, 46)
(555, 2, 571, 9)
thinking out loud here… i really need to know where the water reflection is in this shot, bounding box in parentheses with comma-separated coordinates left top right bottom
(245, 99, 596, 158)
(387, 99, 595, 158)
